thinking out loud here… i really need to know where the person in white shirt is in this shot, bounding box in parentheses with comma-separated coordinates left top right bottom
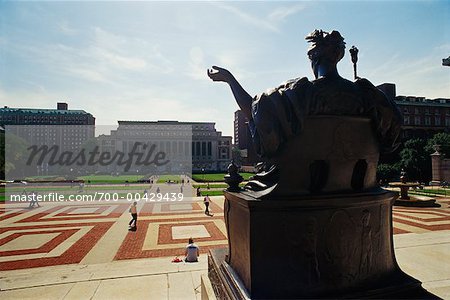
(203, 195, 210, 215)
(185, 238, 199, 262)
(128, 201, 138, 231)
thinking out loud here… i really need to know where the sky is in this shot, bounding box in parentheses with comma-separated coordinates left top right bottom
(0, 1, 449, 138)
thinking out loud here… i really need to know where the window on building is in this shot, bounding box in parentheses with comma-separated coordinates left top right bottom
(404, 116, 410, 125)
(178, 141, 183, 155)
(414, 116, 421, 125)
(207, 141, 212, 156)
(446, 117, 450, 127)
(222, 148, 229, 159)
(172, 141, 177, 155)
(425, 117, 431, 125)
(435, 117, 441, 126)
(414, 108, 419, 114)
(196, 142, 200, 156)
(202, 142, 206, 156)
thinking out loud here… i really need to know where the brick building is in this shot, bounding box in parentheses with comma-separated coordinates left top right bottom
(378, 83, 450, 140)
(0, 102, 95, 177)
(0, 102, 95, 151)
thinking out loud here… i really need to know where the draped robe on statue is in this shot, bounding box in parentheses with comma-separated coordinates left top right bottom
(246, 76, 402, 192)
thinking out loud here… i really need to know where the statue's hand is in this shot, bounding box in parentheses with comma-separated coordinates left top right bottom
(207, 66, 233, 83)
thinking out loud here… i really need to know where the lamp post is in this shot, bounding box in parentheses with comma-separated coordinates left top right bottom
(349, 46, 359, 80)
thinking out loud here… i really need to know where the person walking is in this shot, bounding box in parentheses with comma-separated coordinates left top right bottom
(28, 191, 40, 208)
(128, 201, 138, 231)
(203, 194, 210, 215)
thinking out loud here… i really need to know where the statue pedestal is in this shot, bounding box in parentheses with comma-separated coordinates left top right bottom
(208, 189, 436, 299)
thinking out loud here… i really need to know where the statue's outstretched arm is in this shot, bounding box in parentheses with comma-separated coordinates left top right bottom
(207, 66, 252, 119)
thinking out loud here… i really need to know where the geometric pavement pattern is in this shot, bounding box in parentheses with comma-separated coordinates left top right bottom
(114, 201, 228, 260)
(1, 196, 449, 271)
(392, 198, 450, 234)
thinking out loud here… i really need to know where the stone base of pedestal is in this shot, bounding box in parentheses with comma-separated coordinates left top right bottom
(207, 189, 438, 299)
(201, 273, 218, 300)
(208, 247, 437, 299)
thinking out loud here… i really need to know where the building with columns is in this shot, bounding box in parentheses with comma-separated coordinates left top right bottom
(98, 120, 232, 173)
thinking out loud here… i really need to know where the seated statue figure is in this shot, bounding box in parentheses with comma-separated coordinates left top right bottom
(208, 29, 402, 196)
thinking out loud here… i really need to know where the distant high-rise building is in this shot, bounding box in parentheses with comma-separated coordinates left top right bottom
(234, 110, 258, 165)
(0, 102, 95, 126)
(1, 102, 96, 177)
(0, 102, 95, 151)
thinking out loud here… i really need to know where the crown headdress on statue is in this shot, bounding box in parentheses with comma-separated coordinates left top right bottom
(306, 29, 346, 62)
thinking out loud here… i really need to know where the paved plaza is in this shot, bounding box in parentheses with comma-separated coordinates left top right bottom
(1, 192, 450, 299)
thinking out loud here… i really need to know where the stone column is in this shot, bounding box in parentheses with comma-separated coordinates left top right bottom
(431, 145, 443, 185)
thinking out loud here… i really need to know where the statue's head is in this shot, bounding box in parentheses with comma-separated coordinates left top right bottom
(306, 30, 346, 79)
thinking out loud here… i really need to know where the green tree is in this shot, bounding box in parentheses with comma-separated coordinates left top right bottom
(231, 147, 243, 166)
(2, 131, 29, 180)
(77, 137, 100, 176)
(425, 132, 450, 157)
(377, 163, 401, 183)
(0, 130, 4, 180)
(80, 137, 99, 152)
(399, 138, 430, 182)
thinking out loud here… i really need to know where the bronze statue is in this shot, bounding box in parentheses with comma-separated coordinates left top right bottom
(208, 29, 402, 195)
(207, 30, 436, 299)
(443, 56, 450, 66)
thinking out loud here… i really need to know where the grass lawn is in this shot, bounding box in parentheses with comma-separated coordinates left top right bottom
(200, 190, 225, 196)
(25, 175, 63, 180)
(156, 175, 181, 183)
(193, 183, 246, 189)
(0, 186, 4, 202)
(409, 188, 449, 196)
(192, 173, 254, 182)
(78, 175, 145, 184)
